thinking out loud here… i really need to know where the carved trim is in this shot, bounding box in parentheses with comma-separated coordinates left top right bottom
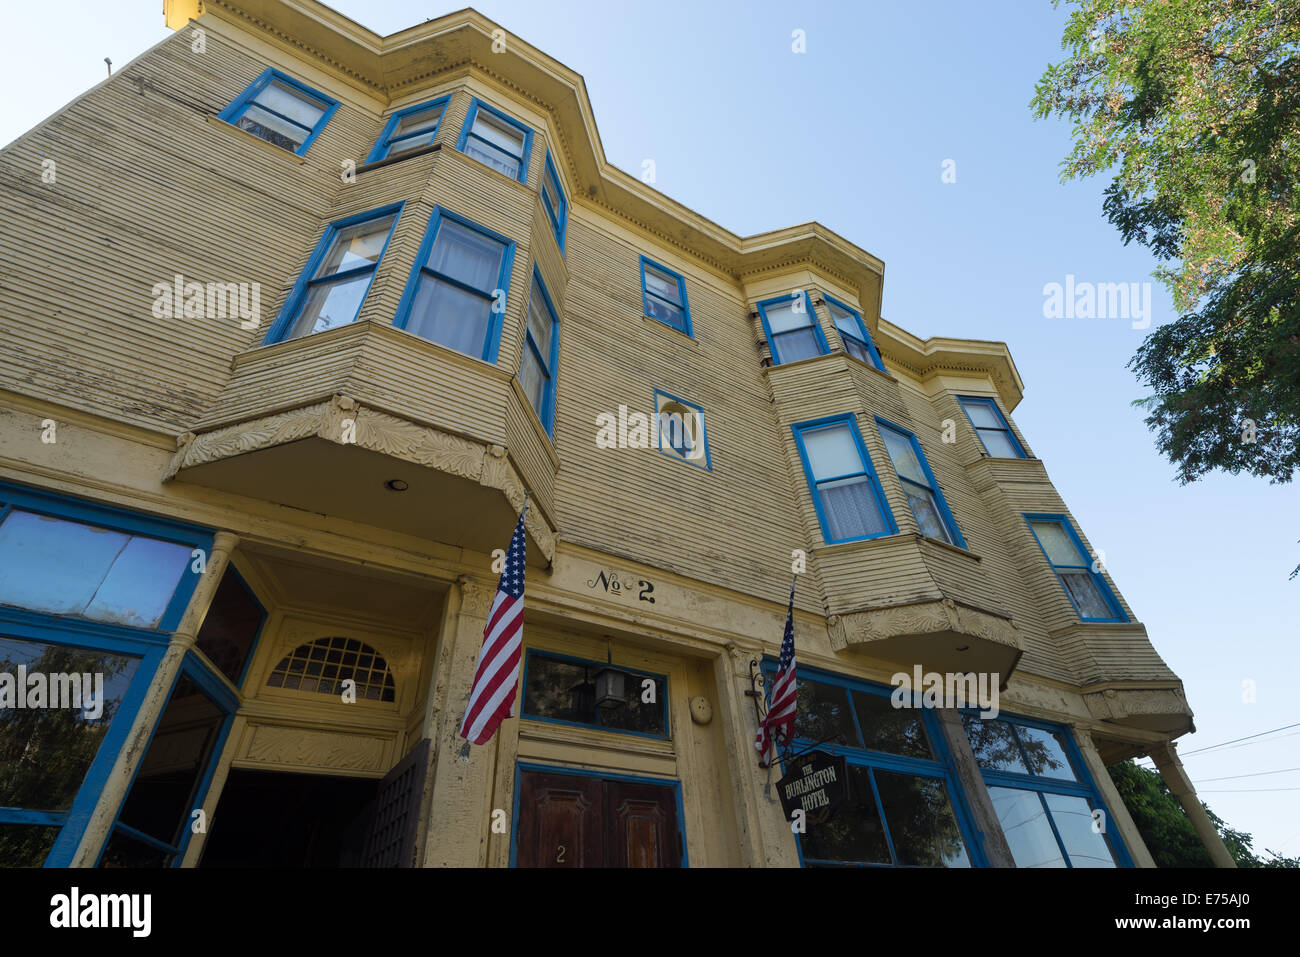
(243, 724, 389, 772)
(167, 401, 329, 477)
(829, 598, 1020, 651)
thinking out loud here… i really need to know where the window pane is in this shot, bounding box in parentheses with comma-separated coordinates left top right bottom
(1045, 793, 1117, 867)
(598, 674, 666, 735)
(318, 217, 394, 276)
(842, 336, 871, 364)
(881, 428, 929, 485)
(977, 427, 1021, 458)
(963, 715, 1029, 774)
(849, 690, 933, 759)
(522, 654, 588, 724)
(387, 131, 437, 156)
(800, 765, 891, 864)
(235, 105, 306, 150)
(792, 679, 861, 747)
(1016, 725, 1078, 779)
(763, 298, 811, 333)
(391, 105, 443, 139)
(819, 477, 889, 540)
(84, 536, 192, 629)
(873, 771, 970, 867)
(1032, 521, 1083, 566)
(526, 286, 554, 360)
(520, 346, 547, 417)
(464, 137, 521, 179)
(1060, 570, 1115, 619)
(407, 276, 492, 356)
(801, 425, 861, 479)
(988, 786, 1066, 868)
(100, 830, 173, 867)
(542, 171, 562, 221)
(645, 295, 685, 330)
(471, 110, 525, 154)
(902, 484, 952, 543)
(427, 220, 504, 294)
(0, 636, 140, 812)
(0, 824, 58, 867)
(827, 301, 854, 325)
(962, 400, 1003, 430)
(253, 79, 326, 129)
(643, 266, 681, 305)
(288, 273, 370, 338)
(195, 569, 263, 687)
(773, 328, 821, 362)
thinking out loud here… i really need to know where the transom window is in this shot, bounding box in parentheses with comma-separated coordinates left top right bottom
(825, 295, 885, 371)
(757, 292, 829, 364)
(396, 208, 515, 362)
(522, 650, 667, 738)
(958, 396, 1026, 459)
(218, 69, 338, 155)
(520, 270, 559, 434)
(654, 390, 710, 469)
(541, 151, 567, 251)
(457, 98, 533, 183)
(267, 636, 395, 703)
(640, 257, 692, 335)
(1025, 515, 1126, 622)
(367, 97, 449, 162)
(877, 420, 965, 547)
(792, 416, 895, 544)
(269, 207, 400, 343)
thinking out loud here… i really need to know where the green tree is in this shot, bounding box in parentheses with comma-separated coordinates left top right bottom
(1032, 0, 1300, 575)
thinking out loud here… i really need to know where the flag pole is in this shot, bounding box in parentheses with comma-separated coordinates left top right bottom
(762, 572, 799, 797)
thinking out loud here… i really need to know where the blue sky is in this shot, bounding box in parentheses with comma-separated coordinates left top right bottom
(3, 0, 1297, 858)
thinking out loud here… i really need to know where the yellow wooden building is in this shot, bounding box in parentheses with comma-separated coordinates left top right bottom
(0, 0, 1232, 868)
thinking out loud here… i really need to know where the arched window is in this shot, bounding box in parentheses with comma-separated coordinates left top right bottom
(266, 636, 395, 702)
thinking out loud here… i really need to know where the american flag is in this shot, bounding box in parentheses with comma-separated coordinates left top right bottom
(459, 505, 528, 745)
(756, 583, 798, 768)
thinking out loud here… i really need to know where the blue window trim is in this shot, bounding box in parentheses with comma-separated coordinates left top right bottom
(823, 293, 885, 372)
(960, 709, 1134, 867)
(541, 150, 568, 253)
(216, 67, 340, 157)
(875, 417, 967, 548)
(519, 648, 670, 741)
(653, 388, 712, 471)
(263, 203, 403, 345)
(638, 256, 693, 337)
(392, 205, 517, 364)
(456, 97, 534, 184)
(509, 761, 688, 867)
(364, 95, 450, 164)
(1023, 513, 1127, 623)
(756, 291, 831, 365)
(790, 414, 897, 545)
(522, 267, 560, 437)
(762, 661, 988, 868)
(957, 395, 1027, 459)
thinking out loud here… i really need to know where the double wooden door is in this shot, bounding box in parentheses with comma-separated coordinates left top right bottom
(516, 769, 682, 868)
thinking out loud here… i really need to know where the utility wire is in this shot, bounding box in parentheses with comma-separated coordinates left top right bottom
(1195, 766, 1300, 783)
(1180, 722, 1300, 756)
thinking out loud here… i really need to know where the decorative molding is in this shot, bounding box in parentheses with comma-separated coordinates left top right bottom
(456, 575, 498, 619)
(243, 724, 389, 772)
(828, 597, 1020, 652)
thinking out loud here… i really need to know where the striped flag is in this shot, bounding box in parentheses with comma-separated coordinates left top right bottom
(756, 583, 798, 768)
(459, 505, 528, 745)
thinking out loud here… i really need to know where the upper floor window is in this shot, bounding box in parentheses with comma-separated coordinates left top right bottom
(218, 68, 338, 156)
(655, 390, 710, 470)
(825, 295, 885, 371)
(877, 420, 965, 547)
(757, 292, 829, 365)
(367, 96, 449, 163)
(457, 98, 533, 183)
(395, 207, 516, 362)
(958, 396, 1026, 459)
(541, 151, 568, 251)
(521, 270, 559, 435)
(267, 206, 400, 343)
(792, 415, 895, 544)
(640, 257, 692, 335)
(1025, 515, 1126, 622)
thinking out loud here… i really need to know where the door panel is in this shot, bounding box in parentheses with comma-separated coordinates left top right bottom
(605, 780, 680, 868)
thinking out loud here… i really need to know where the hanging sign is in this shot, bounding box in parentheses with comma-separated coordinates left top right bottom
(776, 750, 848, 823)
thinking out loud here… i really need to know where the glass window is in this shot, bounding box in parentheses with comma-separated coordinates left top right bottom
(541, 152, 567, 250)
(641, 258, 691, 334)
(266, 637, 395, 703)
(958, 396, 1025, 459)
(793, 418, 894, 543)
(850, 689, 933, 759)
(825, 297, 884, 371)
(1026, 516, 1125, 621)
(276, 210, 398, 342)
(369, 98, 447, 162)
(878, 422, 964, 546)
(654, 392, 709, 468)
(522, 651, 667, 738)
(459, 100, 531, 182)
(520, 273, 559, 433)
(873, 770, 971, 867)
(988, 786, 1066, 868)
(194, 568, 265, 687)
(759, 292, 828, 364)
(219, 69, 337, 155)
(793, 679, 860, 747)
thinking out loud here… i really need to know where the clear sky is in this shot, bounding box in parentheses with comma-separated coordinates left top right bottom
(2, 0, 1296, 858)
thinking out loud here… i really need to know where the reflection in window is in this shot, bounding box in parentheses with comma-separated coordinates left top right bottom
(801, 765, 890, 865)
(873, 771, 970, 867)
(522, 651, 666, 737)
(0, 824, 59, 867)
(850, 690, 932, 759)
(267, 637, 395, 703)
(988, 786, 1066, 868)
(963, 715, 1075, 778)
(195, 568, 265, 687)
(793, 679, 859, 748)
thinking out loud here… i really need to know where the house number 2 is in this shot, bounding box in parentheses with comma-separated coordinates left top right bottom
(556, 844, 566, 863)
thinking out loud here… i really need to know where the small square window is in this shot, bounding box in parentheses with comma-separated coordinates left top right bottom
(367, 97, 448, 163)
(640, 257, 692, 335)
(757, 292, 829, 364)
(654, 390, 710, 469)
(218, 69, 338, 156)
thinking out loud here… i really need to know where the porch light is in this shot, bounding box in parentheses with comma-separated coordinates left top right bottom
(592, 665, 626, 710)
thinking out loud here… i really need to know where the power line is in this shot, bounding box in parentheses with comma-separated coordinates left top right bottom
(1181, 722, 1300, 756)
(1196, 766, 1300, 783)
(1198, 787, 1300, 793)
(1132, 727, 1300, 770)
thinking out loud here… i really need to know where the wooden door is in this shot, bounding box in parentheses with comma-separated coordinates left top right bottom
(604, 779, 680, 868)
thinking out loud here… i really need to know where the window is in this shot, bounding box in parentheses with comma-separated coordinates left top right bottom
(366, 96, 449, 163)
(876, 420, 965, 547)
(267, 636, 395, 702)
(457, 98, 533, 183)
(958, 396, 1026, 459)
(792, 416, 895, 544)
(757, 292, 830, 364)
(824, 295, 884, 371)
(395, 207, 516, 362)
(520, 270, 559, 434)
(1025, 515, 1126, 622)
(522, 650, 667, 738)
(217, 68, 338, 155)
(541, 151, 567, 251)
(963, 713, 1130, 867)
(267, 207, 400, 343)
(640, 257, 692, 335)
(654, 390, 710, 470)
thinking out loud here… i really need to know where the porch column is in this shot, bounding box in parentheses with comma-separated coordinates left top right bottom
(933, 708, 1015, 867)
(1148, 741, 1237, 867)
(1070, 727, 1156, 867)
(70, 530, 239, 866)
(716, 643, 771, 867)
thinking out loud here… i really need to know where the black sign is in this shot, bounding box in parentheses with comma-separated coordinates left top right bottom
(776, 751, 848, 824)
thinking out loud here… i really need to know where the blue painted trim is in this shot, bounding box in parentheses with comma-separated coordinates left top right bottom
(168, 654, 238, 866)
(263, 203, 404, 344)
(756, 291, 830, 365)
(456, 97, 534, 184)
(364, 95, 450, 164)
(0, 808, 67, 827)
(519, 648, 670, 740)
(523, 267, 560, 437)
(510, 761, 688, 867)
(1023, 513, 1128, 622)
(638, 255, 693, 337)
(541, 150, 568, 254)
(216, 67, 340, 157)
(652, 388, 712, 471)
(392, 205, 517, 364)
(822, 293, 885, 372)
(113, 821, 181, 856)
(956, 395, 1027, 459)
(874, 417, 967, 548)
(790, 413, 897, 544)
